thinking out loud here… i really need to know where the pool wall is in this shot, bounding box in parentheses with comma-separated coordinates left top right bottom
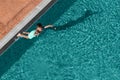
(0, 0, 57, 55)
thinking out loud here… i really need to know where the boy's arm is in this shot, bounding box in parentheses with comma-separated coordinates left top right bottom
(44, 25, 54, 29)
(44, 25, 57, 30)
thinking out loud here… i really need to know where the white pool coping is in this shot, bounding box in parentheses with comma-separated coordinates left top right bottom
(0, 0, 55, 53)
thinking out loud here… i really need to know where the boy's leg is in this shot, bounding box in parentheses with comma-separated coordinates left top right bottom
(23, 32, 29, 34)
(17, 33, 29, 39)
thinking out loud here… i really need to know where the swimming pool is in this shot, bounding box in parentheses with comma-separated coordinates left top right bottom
(0, 0, 120, 80)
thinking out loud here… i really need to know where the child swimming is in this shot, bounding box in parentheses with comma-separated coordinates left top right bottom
(17, 23, 55, 39)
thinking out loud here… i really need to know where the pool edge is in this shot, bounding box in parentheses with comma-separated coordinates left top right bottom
(0, 0, 57, 55)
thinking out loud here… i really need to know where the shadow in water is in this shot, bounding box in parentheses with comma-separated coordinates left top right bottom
(0, 0, 76, 78)
(38, 0, 77, 25)
(52, 10, 99, 31)
(0, 39, 36, 75)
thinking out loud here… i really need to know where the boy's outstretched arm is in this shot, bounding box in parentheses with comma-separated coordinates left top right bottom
(44, 25, 57, 30)
(44, 25, 54, 28)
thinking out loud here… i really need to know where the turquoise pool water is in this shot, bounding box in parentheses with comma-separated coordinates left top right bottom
(0, 0, 120, 80)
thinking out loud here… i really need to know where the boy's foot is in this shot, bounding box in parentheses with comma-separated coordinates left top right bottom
(17, 33, 21, 37)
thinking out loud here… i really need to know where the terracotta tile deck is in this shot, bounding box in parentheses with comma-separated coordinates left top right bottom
(0, 0, 56, 54)
(0, 0, 42, 39)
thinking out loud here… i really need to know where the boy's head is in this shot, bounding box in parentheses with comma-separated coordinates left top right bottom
(36, 23, 43, 31)
(37, 23, 42, 27)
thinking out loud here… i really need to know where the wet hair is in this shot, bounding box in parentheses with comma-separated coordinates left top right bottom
(37, 23, 43, 28)
(35, 23, 43, 35)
